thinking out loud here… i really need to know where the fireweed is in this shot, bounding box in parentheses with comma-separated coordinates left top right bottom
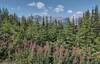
(1, 41, 98, 64)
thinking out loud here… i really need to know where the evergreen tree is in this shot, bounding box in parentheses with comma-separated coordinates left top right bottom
(76, 10, 91, 45)
(64, 18, 75, 45)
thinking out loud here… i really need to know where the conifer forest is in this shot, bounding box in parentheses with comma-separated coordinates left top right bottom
(0, 0, 100, 64)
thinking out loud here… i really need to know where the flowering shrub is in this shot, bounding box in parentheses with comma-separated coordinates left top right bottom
(2, 41, 98, 64)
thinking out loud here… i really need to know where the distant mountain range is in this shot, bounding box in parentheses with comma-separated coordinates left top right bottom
(33, 15, 68, 22)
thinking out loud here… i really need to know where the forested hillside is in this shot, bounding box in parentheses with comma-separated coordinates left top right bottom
(0, 6, 100, 64)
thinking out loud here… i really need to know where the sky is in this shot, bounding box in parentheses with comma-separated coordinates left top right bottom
(0, 0, 100, 17)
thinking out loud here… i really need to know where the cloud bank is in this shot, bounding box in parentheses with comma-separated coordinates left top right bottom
(54, 5, 64, 13)
(28, 2, 45, 9)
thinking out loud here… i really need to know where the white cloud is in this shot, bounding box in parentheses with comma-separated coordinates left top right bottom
(54, 8, 62, 12)
(57, 5, 64, 9)
(76, 11, 83, 15)
(28, 2, 45, 9)
(28, 2, 35, 6)
(67, 10, 73, 13)
(36, 2, 45, 9)
(54, 5, 64, 13)
(70, 11, 83, 19)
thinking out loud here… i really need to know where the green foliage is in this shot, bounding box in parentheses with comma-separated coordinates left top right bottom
(0, 6, 100, 64)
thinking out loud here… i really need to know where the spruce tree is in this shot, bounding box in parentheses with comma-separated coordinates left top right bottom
(76, 10, 91, 46)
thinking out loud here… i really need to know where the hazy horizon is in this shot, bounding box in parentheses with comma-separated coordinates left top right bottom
(0, 0, 100, 17)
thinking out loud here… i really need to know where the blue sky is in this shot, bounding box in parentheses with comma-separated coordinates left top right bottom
(0, 0, 100, 17)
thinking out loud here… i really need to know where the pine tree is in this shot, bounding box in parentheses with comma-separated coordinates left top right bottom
(64, 18, 75, 45)
(76, 10, 91, 46)
(42, 16, 45, 26)
(93, 6, 100, 45)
